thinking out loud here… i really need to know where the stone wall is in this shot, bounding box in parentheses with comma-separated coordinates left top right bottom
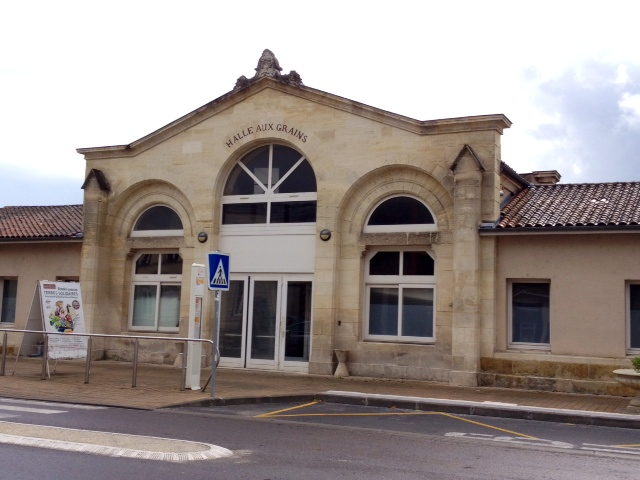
(480, 357, 635, 396)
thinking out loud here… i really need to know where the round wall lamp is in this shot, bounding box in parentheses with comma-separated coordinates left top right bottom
(197, 232, 208, 243)
(319, 229, 332, 241)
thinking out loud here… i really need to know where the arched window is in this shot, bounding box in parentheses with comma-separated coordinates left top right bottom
(131, 206, 184, 237)
(222, 144, 317, 225)
(364, 196, 436, 233)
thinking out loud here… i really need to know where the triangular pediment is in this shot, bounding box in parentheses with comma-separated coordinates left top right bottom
(450, 144, 486, 173)
(77, 51, 511, 160)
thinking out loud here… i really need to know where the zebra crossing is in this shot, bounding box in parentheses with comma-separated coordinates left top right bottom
(0, 398, 107, 419)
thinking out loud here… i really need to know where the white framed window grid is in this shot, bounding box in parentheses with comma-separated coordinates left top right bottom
(364, 249, 436, 343)
(129, 252, 182, 332)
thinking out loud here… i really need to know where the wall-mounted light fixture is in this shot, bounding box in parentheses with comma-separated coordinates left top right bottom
(197, 232, 208, 243)
(319, 229, 332, 241)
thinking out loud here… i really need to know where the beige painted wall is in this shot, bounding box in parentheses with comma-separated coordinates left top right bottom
(0, 241, 82, 341)
(495, 233, 640, 358)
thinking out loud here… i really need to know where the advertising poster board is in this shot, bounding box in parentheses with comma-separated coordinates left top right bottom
(38, 281, 87, 359)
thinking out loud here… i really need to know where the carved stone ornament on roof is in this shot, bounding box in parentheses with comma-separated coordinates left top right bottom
(234, 49, 303, 91)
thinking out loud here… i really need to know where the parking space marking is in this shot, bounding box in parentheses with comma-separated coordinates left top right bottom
(256, 401, 320, 418)
(439, 413, 538, 439)
(256, 403, 537, 441)
(251, 402, 640, 459)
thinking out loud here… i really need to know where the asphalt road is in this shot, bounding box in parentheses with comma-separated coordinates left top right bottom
(0, 397, 639, 479)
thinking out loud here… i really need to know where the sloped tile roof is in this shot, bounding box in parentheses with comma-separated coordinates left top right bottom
(0, 205, 83, 239)
(497, 182, 640, 229)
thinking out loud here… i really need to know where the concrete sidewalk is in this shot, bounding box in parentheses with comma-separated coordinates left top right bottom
(1, 357, 638, 428)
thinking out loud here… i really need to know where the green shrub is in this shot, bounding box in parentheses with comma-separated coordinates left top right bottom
(632, 357, 640, 373)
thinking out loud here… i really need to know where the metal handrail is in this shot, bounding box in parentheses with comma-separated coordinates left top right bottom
(0, 329, 214, 391)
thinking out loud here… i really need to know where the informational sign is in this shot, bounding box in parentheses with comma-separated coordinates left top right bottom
(24, 281, 88, 359)
(186, 264, 205, 390)
(206, 252, 230, 291)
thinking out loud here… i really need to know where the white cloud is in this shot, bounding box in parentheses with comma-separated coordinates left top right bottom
(619, 92, 640, 129)
(2, 1, 640, 204)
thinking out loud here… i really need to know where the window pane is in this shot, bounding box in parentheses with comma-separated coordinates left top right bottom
(240, 146, 270, 191)
(135, 254, 159, 274)
(222, 203, 267, 224)
(220, 281, 245, 358)
(402, 288, 433, 337)
(512, 283, 550, 344)
(1, 279, 17, 323)
(160, 253, 183, 275)
(369, 288, 399, 335)
(158, 285, 181, 328)
(274, 159, 317, 193)
(285, 281, 312, 361)
(368, 197, 434, 226)
(251, 281, 278, 360)
(270, 201, 317, 223)
(272, 145, 302, 185)
(224, 164, 261, 195)
(369, 252, 400, 275)
(133, 206, 183, 231)
(132, 285, 157, 327)
(403, 251, 434, 276)
(631, 285, 640, 349)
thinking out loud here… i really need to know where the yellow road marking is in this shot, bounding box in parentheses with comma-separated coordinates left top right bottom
(256, 403, 539, 441)
(439, 413, 538, 439)
(266, 412, 438, 418)
(255, 401, 320, 418)
(612, 444, 640, 448)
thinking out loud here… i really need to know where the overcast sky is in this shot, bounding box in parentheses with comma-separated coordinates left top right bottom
(2, 0, 639, 207)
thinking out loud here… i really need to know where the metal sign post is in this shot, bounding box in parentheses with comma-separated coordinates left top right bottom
(206, 252, 230, 399)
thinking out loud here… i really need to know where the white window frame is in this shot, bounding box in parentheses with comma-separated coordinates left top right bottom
(364, 249, 436, 343)
(220, 144, 317, 233)
(508, 279, 551, 350)
(627, 281, 640, 354)
(363, 195, 437, 233)
(129, 252, 182, 333)
(0, 277, 18, 324)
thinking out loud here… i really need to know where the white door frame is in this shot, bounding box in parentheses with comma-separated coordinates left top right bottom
(218, 274, 312, 373)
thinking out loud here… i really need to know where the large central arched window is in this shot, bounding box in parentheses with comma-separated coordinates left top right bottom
(222, 144, 317, 225)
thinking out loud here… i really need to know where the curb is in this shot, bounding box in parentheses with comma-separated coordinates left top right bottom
(171, 390, 640, 429)
(317, 391, 640, 429)
(176, 394, 317, 408)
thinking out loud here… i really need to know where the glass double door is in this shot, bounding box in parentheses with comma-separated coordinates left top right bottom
(219, 275, 312, 372)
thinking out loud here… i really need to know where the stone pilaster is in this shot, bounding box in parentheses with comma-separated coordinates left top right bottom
(450, 149, 483, 386)
(79, 175, 110, 338)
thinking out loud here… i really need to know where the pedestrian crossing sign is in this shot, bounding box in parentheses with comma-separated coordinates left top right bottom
(206, 252, 230, 291)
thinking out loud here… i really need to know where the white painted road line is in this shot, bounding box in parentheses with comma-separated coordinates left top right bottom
(581, 443, 640, 456)
(0, 399, 107, 410)
(0, 405, 67, 414)
(0, 422, 233, 462)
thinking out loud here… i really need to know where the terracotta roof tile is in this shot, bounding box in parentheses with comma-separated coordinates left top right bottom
(0, 205, 83, 239)
(497, 183, 640, 229)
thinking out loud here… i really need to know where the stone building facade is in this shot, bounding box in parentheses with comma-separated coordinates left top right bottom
(76, 50, 510, 385)
(3, 51, 639, 395)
